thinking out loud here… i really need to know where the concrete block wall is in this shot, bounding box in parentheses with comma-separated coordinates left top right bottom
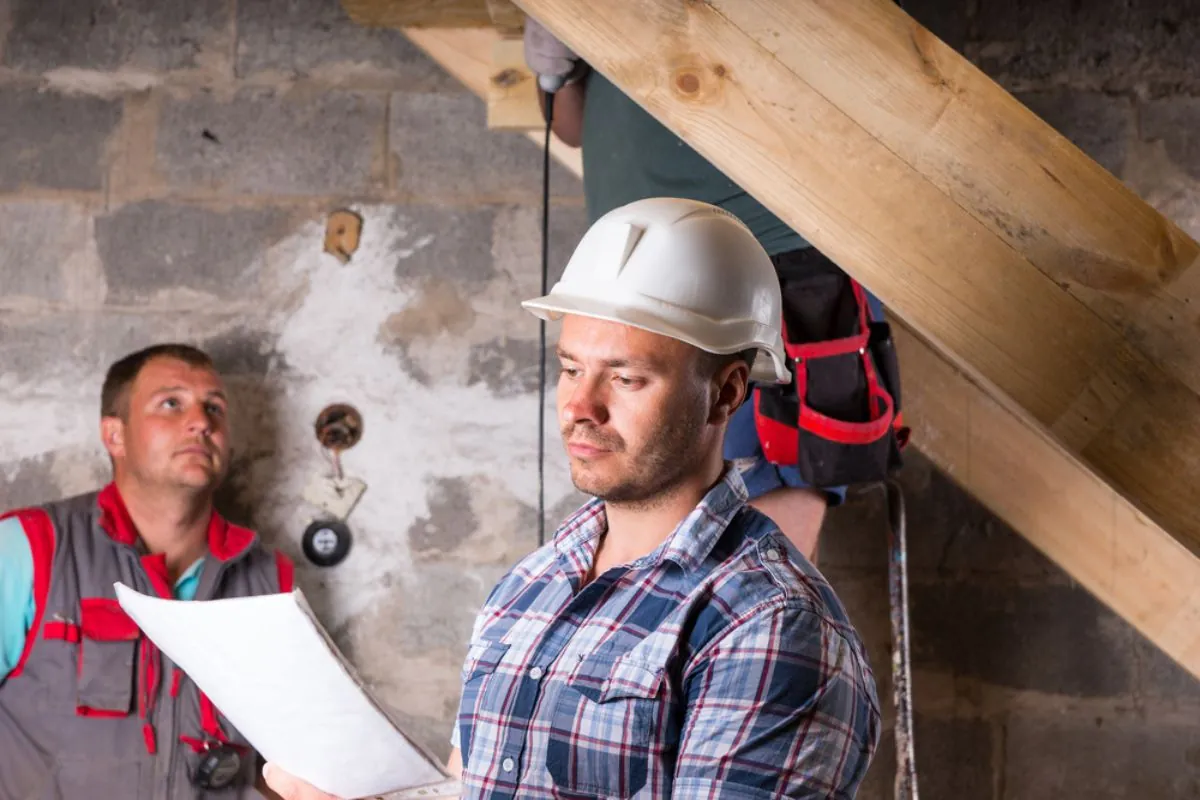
(0, 0, 1198, 796)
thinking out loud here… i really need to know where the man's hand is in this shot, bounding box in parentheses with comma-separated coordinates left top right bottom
(262, 763, 344, 800)
(523, 17, 581, 85)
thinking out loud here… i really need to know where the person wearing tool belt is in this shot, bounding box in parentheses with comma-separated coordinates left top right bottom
(0, 343, 294, 799)
(264, 198, 880, 799)
(523, 19, 907, 565)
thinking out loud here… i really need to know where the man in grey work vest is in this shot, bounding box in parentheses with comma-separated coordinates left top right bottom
(0, 343, 294, 799)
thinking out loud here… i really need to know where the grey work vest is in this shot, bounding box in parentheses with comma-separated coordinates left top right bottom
(0, 486, 292, 800)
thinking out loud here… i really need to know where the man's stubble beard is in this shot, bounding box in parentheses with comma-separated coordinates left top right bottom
(567, 397, 709, 511)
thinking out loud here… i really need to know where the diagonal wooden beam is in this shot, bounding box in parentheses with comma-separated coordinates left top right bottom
(505, 0, 1200, 546)
(391, 22, 1200, 680)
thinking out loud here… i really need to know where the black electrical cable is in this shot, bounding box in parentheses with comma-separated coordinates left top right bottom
(537, 91, 554, 548)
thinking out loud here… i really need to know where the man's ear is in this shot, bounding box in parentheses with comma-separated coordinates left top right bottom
(709, 362, 750, 425)
(101, 416, 126, 461)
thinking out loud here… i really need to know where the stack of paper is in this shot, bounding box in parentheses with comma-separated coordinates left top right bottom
(115, 583, 459, 799)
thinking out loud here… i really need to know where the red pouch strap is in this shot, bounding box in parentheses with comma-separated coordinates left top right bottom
(3, 509, 56, 679)
(796, 355, 895, 445)
(781, 279, 872, 361)
(780, 279, 896, 447)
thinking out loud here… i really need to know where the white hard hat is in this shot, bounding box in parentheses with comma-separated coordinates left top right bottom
(522, 197, 791, 384)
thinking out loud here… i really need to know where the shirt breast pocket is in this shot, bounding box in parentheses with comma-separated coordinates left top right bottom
(547, 651, 667, 798)
(457, 639, 510, 762)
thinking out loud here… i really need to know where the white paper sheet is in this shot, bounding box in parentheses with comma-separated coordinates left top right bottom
(114, 582, 455, 799)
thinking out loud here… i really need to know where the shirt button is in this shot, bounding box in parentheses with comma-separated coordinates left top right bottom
(501, 757, 515, 773)
(766, 548, 782, 562)
(529, 666, 544, 680)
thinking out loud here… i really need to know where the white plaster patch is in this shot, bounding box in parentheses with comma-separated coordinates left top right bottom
(42, 67, 163, 97)
(252, 205, 578, 630)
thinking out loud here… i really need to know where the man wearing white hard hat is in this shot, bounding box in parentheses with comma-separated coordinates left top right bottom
(265, 197, 880, 800)
(523, 20, 911, 568)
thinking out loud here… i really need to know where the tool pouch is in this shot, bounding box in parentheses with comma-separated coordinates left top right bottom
(753, 249, 909, 488)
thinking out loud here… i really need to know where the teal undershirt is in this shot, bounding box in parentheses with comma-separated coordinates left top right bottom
(0, 516, 204, 679)
(580, 71, 810, 256)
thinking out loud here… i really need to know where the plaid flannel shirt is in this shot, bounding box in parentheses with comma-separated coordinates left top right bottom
(452, 469, 880, 799)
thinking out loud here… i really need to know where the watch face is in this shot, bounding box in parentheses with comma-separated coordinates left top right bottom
(312, 527, 339, 556)
(195, 745, 242, 790)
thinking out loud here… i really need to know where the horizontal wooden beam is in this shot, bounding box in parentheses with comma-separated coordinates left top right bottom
(341, 0, 522, 29)
(401, 27, 581, 175)
(397, 23, 1200, 681)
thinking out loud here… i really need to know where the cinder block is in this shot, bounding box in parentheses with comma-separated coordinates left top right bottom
(857, 716, 994, 800)
(393, 204, 498, 286)
(1019, 90, 1135, 176)
(1134, 634, 1200, 704)
(156, 88, 386, 196)
(95, 201, 292, 303)
(972, 0, 1200, 94)
(820, 449, 1058, 579)
(200, 327, 284, 377)
(1140, 98, 1200, 182)
(3, 0, 228, 72)
(0, 453, 60, 509)
(234, 0, 455, 89)
(384, 564, 489, 652)
(1004, 715, 1200, 799)
(0, 88, 121, 191)
(910, 581, 1135, 697)
(492, 203, 591, 300)
(0, 201, 92, 303)
(0, 309, 249, 382)
(389, 91, 582, 199)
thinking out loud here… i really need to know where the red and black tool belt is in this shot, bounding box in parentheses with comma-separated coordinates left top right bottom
(754, 249, 910, 488)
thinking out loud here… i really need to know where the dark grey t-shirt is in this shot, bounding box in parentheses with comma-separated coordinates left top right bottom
(580, 70, 809, 256)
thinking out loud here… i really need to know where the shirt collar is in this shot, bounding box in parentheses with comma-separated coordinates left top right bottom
(175, 556, 206, 591)
(553, 466, 750, 576)
(96, 482, 257, 562)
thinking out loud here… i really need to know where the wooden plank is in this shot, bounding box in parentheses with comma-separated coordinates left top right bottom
(340, 0, 523, 30)
(341, 0, 495, 28)
(401, 27, 582, 175)
(508, 0, 1200, 549)
(394, 13, 1200, 682)
(715, 0, 1200, 410)
(487, 36, 543, 130)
